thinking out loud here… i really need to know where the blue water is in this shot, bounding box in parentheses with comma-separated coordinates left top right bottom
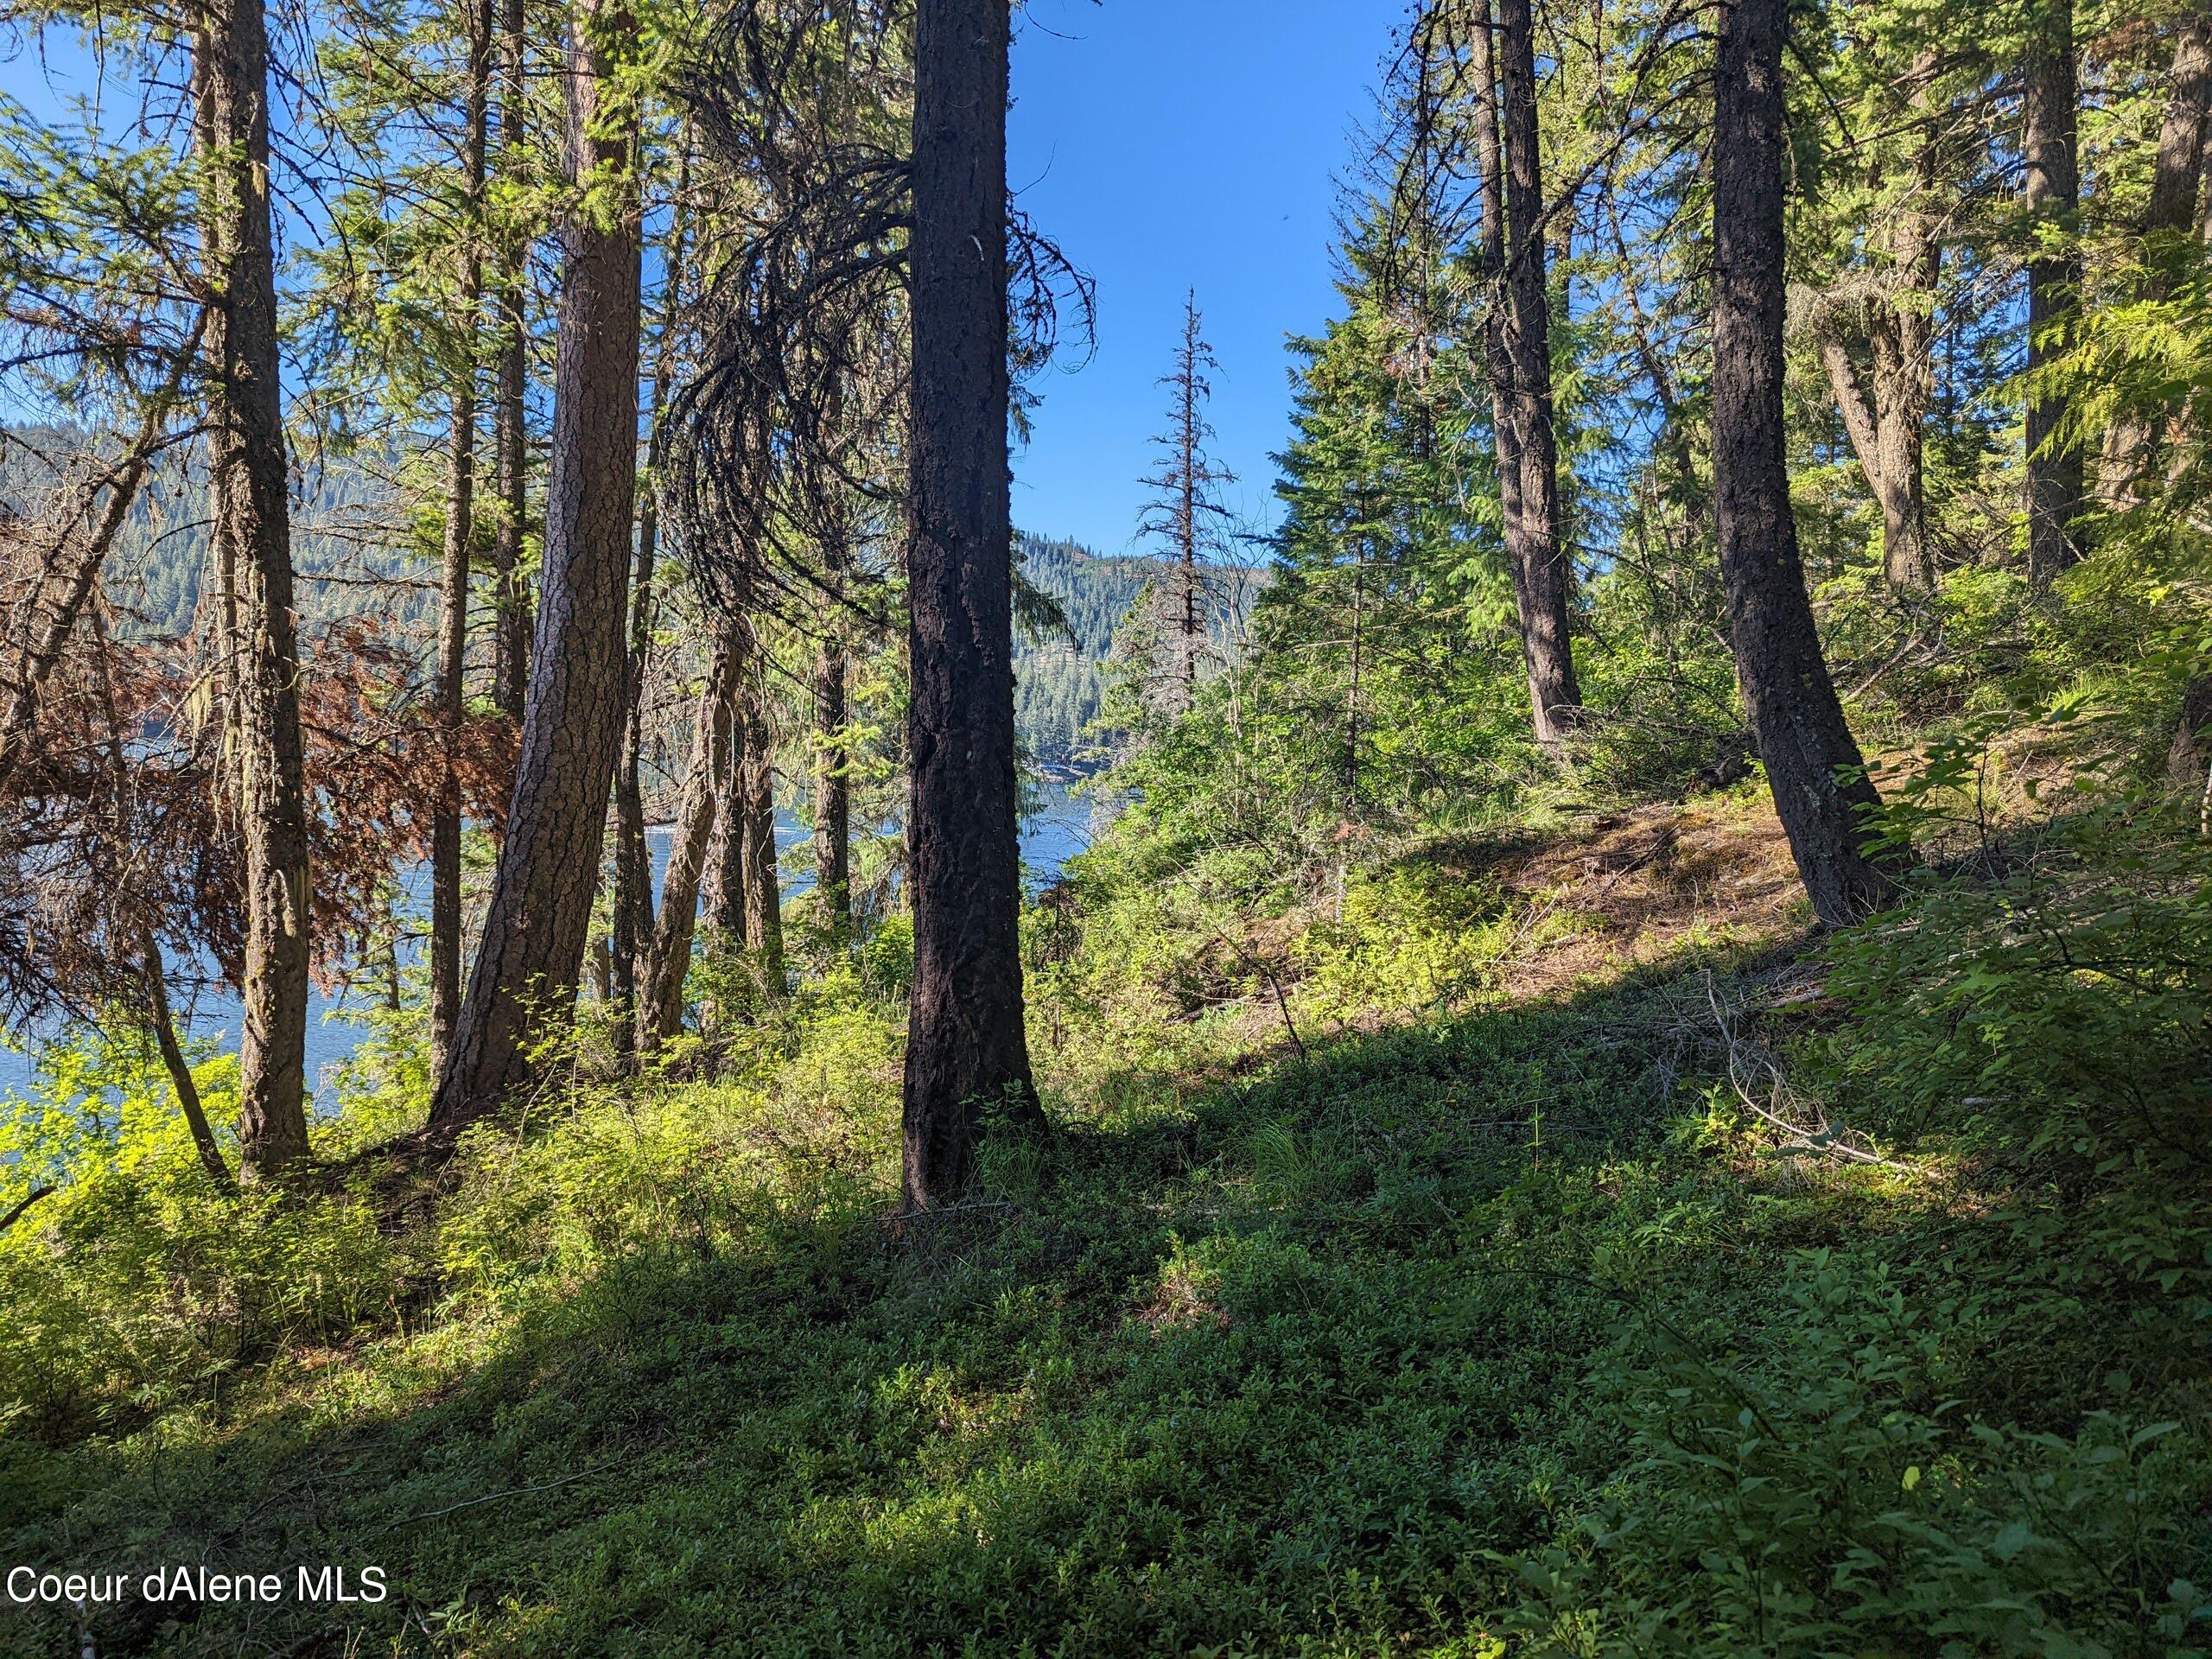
(1, 784, 1109, 1103)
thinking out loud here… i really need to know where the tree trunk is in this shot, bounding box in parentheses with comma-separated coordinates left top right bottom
(812, 636, 851, 946)
(2024, 0, 2085, 589)
(141, 927, 234, 1189)
(702, 759, 746, 945)
(613, 168, 691, 1060)
(1497, 0, 1582, 746)
(431, 0, 493, 1079)
(2168, 673, 2212, 804)
(1817, 306, 1936, 592)
(199, 0, 313, 1176)
(2150, 18, 2212, 243)
(903, 0, 1042, 1209)
(735, 638, 784, 1001)
(2102, 16, 2212, 499)
(431, 0, 644, 1126)
(490, 0, 531, 720)
(639, 629, 738, 1050)
(1713, 0, 1897, 927)
(1470, 0, 1534, 723)
(1819, 49, 1942, 594)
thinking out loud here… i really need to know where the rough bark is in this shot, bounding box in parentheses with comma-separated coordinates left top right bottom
(1813, 51, 1941, 593)
(1816, 315, 1936, 592)
(199, 0, 312, 1175)
(701, 768, 745, 944)
(639, 630, 738, 1049)
(1470, 0, 1532, 714)
(2168, 673, 2212, 802)
(430, 0, 493, 1079)
(490, 0, 531, 721)
(1492, 0, 1583, 745)
(903, 0, 1042, 1210)
(2024, 0, 2085, 589)
(1713, 0, 1897, 927)
(812, 636, 851, 946)
(431, 0, 643, 1126)
(2149, 17, 2212, 243)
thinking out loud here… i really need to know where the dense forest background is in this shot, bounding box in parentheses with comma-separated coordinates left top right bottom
(0, 434, 1201, 769)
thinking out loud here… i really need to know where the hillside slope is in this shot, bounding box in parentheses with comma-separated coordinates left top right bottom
(3, 784, 2202, 1657)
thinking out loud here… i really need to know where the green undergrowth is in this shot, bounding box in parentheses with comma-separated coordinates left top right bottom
(2, 798, 2209, 1657)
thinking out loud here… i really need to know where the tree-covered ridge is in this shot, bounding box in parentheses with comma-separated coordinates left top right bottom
(1014, 529, 1264, 764)
(0, 429, 437, 643)
(0, 450, 1206, 766)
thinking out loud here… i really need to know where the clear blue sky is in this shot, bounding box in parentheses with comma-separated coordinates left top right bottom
(1007, 0, 1404, 556)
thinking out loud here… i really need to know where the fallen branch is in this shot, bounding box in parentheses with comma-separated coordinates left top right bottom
(383, 1457, 631, 1530)
(1703, 971, 1922, 1176)
(0, 1185, 56, 1234)
(1196, 926, 1306, 1062)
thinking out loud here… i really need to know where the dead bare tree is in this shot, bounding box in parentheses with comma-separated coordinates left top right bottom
(1133, 291, 1236, 719)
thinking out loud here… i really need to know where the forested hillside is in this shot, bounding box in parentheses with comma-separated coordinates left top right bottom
(3, 0, 2210, 1650)
(0, 444, 1154, 765)
(1014, 530, 1262, 763)
(0, 428, 437, 641)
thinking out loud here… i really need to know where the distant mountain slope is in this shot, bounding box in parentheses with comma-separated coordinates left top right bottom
(1014, 533, 1150, 765)
(3, 428, 1252, 766)
(0, 426, 433, 644)
(1014, 530, 1263, 765)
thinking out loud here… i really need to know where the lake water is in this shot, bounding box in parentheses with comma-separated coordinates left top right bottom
(2, 783, 1110, 1103)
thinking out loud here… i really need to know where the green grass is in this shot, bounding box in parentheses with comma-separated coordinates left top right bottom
(3, 811, 2208, 1657)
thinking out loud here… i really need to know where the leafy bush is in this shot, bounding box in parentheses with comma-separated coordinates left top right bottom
(0, 1030, 396, 1440)
(1499, 1253, 2211, 1656)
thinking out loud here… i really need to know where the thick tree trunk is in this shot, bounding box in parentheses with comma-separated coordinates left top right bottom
(430, 0, 643, 1126)
(198, 0, 312, 1176)
(903, 0, 1042, 1209)
(701, 765, 745, 945)
(1713, 0, 1897, 927)
(639, 631, 738, 1050)
(1497, 0, 1582, 746)
(430, 0, 493, 1079)
(2024, 0, 2085, 589)
(490, 0, 531, 721)
(1470, 0, 1533, 714)
(812, 637, 851, 946)
(2149, 18, 2212, 238)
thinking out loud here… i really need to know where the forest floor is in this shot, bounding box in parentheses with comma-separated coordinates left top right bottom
(2, 786, 2203, 1658)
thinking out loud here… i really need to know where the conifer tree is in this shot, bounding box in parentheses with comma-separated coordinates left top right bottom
(1132, 292, 1236, 719)
(902, 0, 1042, 1208)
